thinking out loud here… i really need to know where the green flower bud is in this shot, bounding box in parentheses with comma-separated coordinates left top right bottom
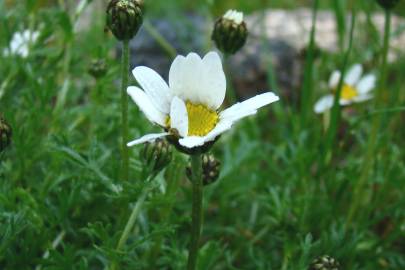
(141, 138, 172, 175)
(376, 0, 399, 9)
(106, 0, 144, 41)
(88, 59, 107, 79)
(187, 154, 221, 186)
(309, 255, 340, 270)
(212, 10, 248, 55)
(0, 116, 12, 153)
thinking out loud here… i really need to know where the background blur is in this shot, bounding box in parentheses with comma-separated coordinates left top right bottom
(1, 0, 405, 269)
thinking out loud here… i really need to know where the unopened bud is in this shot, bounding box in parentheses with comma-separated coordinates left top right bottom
(106, 0, 144, 41)
(187, 154, 221, 186)
(309, 255, 340, 270)
(376, 0, 399, 9)
(212, 10, 248, 55)
(141, 138, 172, 175)
(0, 116, 12, 153)
(88, 59, 107, 79)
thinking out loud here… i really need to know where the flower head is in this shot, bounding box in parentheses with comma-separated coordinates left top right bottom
(187, 153, 221, 185)
(4, 30, 39, 58)
(309, 255, 340, 270)
(106, 0, 144, 41)
(314, 64, 376, 114)
(127, 51, 279, 154)
(212, 10, 248, 55)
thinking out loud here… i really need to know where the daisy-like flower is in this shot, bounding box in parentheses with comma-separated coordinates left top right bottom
(127, 51, 279, 153)
(3, 30, 39, 58)
(314, 64, 376, 114)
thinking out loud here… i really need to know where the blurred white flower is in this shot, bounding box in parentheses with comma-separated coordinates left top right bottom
(314, 64, 376, 114)
(4, 30, 39, 58)
(223, 9, 244, 25)
(127, 51, 279, 149)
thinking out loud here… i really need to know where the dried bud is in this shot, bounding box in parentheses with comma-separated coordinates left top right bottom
(88, 59, 107, 79)
(187, 154, 221, 186)
(0, 116, 12, 153)
(106, 0, 144, 41)
(309, 255, 340, 270)
(141, 138, 172, 175)
(376, 0, 399, 9)
(212, 10, 248, 55)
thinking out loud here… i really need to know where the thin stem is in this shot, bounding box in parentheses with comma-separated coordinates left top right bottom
(143, 20, 177, 59)
(300, 0, 319, 128)
(121, 40, 130, 182)
(223, 54, 237, 104)
(322, 8, 356, 167)
(187, 154, 203, 270)
(110, 189, 148, 270)
(346, 9, 392, 227)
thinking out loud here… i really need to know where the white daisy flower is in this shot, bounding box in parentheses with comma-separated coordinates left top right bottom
(3, 30, 39, 58)
(314, 64, 376, 114)
(127, 51, 279, 151)
(223, 9, 244, 25)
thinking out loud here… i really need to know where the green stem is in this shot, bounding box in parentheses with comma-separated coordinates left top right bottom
(143, 20, 177, 59)
(223, 54, 237, 104)
(300, 0, 319, 128)
(110, 189, 148, 270)
(322, 8, 356, 167)
(121, 40, 130, 182)
(187, 154, 203, 270)
(346, 9, 391, 227)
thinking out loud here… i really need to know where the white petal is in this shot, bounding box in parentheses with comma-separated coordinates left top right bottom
(314, 95, 334, 114)
(344, 64, 363, 85)
(170, 96, 188, 137)
(220, 92, 279, 122)
(199, 51, 226, 109)
(169, 53, 203, 105)
(178, 120, 233, 148)
(356, 74, 376, 95)
(127, 132, 169, 147)
(329, 70, 341, 89)
(353, 94, 373, 103)
(127, 86, 167, 126)
(133, 66, 171, 114)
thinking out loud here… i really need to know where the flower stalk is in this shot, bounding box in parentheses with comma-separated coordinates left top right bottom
(121, 40, 130, 181)
(187, 154, 203, 270)
(347, 8, 392, 226)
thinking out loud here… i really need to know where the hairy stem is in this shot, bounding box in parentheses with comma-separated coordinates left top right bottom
(121, 40, 130, 182)
(187, 154, 203, 270)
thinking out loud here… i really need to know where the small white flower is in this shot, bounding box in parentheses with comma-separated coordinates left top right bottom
(127, 51, 279, 149)
(223, 9, 244, 25)
(3, 30, 39, 58)
(314, 64, 376, 114)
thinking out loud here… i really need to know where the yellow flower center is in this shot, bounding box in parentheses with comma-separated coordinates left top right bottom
(165, 101, 219, 137)
(338, 84, 358, 100)
(186, 102, 219, 136)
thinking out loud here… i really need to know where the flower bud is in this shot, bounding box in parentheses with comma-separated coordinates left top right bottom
(0, 116, 12, 153)
(187, 154, 221, 186)
(212, 10, 248, 55)
(376, 0, 399, 9)
(88, 59, 107, 79)
(141, 138, 172, 175)
(106, 0, 144, 41)
(309, 255, 340, 270)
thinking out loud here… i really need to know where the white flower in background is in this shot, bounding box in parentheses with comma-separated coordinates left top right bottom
(3, 30, 39, 58)
(223, 9, 244, 25)
(127, 51, 279, 149)
(314, 64, 376, 114)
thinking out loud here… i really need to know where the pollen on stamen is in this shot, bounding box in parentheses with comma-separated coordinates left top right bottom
(186, 102, 218, 136)
(334, 84, 358, 101)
